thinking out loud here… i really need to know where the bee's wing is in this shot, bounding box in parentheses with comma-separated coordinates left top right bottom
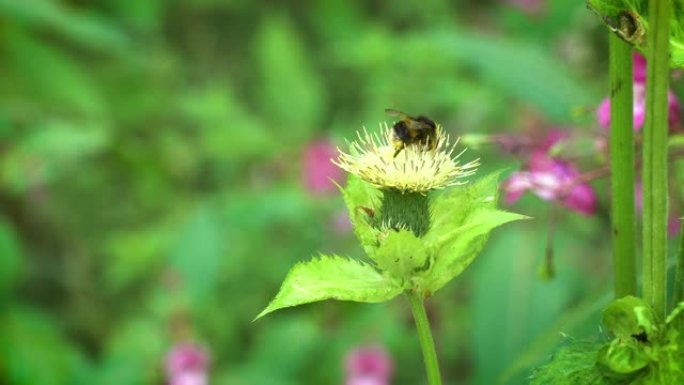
(384, 108, 411, 119)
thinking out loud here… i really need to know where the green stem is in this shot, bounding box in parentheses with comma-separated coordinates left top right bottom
(643, 0, 671, 317)
(609, 34, 637, 298)
(407, 291, 443, 385)
(674, 222, 684, 306)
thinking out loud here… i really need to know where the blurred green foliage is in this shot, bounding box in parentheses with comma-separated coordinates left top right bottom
(0, 0, 630, 384)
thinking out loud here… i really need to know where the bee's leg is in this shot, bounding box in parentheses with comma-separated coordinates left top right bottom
(391, 140, 404, 158)
(429, 137, 438, 151)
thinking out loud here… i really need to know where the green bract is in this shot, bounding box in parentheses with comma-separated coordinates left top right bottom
(586, 0, 684, 68)
(256, 171, 526, 319)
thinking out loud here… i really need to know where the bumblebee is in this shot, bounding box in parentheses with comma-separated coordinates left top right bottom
(385, 109, 438, 157)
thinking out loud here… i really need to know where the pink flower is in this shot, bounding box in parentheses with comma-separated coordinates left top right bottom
(165, 343, 209, 385)
(302, 139, 344, 196)
(633, 52, 647, 83)
(344, 345, 393, 385)
(596, 53, 681, 131)
(669, 216, 681, 238)
(502, 130, 597, 216)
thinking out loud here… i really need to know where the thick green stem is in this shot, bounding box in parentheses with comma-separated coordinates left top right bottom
(407, 292, 442, 385)
(674, 224, 684, 306)
(674, 159, 684, 306)
(643, 0, 671, 317)
(609, 34, 637, 298)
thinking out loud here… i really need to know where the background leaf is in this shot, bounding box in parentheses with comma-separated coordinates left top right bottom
(254, 13, 326, 145)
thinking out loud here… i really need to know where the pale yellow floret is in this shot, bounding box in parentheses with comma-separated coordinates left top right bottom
(334, 123, 479, 193)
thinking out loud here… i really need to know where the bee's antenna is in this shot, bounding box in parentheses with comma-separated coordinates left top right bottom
(384, 108, 407, 117)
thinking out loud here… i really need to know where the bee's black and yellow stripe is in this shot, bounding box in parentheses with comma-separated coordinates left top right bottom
(386, 109, 438, 157)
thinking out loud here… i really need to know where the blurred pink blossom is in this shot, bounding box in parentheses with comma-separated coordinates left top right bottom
(166, 343, 209, 385)
(596, 53, 681, 131)
(597, 85, 680, 131)
(302, 139, 344, 196)
(502, 131, 597, 215)
(669, 217, 681, 238)
(633, 52, 647, 83)
(344, 345, 393, 385)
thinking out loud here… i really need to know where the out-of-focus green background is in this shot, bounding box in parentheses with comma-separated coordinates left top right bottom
(0, 1, 632, 384)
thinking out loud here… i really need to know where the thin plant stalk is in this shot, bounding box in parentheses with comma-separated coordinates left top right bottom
(642, 0, 672, 317)
(540, 205, 558, 280)
(609, 34, 637, 298)
(407, 292, 443, 385)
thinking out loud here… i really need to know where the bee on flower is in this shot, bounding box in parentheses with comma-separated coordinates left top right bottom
(334, 112, 480, 194)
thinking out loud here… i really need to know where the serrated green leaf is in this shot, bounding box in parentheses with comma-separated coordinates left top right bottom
(429, 171, 501, 230)
(422, 208, 526, 294)
(533, 301, 684, 384)
(418, 172, 527, 294)
(530, 340, 611, 385)
(256, 255, 402, 320)
(370, 229, 428, 284)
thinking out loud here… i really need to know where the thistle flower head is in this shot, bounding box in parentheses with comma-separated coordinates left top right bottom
(334, 123, 479, 193)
